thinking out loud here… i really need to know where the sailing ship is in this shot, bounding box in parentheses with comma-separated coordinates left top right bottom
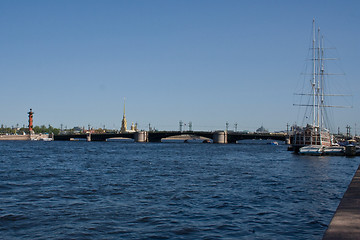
(291, 20, 349, 155)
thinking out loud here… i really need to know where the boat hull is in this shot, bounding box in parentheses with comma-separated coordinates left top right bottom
(299, 145, 324, 156)
(323, 146, 345, 156)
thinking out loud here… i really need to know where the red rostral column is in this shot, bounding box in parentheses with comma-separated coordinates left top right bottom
(28, 109, 34, 132)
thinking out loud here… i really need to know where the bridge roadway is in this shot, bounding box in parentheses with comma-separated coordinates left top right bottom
(54, 131, 287, 143)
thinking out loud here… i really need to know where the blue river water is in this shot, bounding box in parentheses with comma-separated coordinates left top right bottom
(1, 141, 359, 239)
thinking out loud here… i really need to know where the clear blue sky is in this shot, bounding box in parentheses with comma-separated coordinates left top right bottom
(0, 0, 359, 132)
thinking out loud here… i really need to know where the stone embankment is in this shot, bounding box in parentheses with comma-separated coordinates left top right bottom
(323, 164, 360, 239)
(0, 135, 30, 140)
(0, 134, 51, 141)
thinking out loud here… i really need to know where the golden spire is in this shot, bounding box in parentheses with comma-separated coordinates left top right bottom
(123, 97, 126, 117)
(120, 98, 127, 133)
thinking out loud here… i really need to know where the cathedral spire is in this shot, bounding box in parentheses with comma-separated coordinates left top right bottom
(123, 97, 126, 117)
(120, 98, 127, 133)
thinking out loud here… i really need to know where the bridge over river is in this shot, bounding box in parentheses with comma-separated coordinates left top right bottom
(54, 131, 288, 144)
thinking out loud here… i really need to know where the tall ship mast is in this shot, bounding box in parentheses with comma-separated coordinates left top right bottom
(291, 19, 349, 154)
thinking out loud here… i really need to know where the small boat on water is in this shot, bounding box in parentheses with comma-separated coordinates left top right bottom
(299, 145, 346, 156)
(41, 137, 53, 142)
(299, 145, 325, 156)
(323, 146, 345, 156)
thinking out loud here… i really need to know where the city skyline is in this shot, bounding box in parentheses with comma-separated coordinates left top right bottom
(0, 1, 359, 132)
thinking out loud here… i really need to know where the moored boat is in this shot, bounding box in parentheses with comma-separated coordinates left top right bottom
(41, 137, 53, 141)
(323, 146, 345, 156)
(299, 145, 325, 156)
(290, 19, 350, 155)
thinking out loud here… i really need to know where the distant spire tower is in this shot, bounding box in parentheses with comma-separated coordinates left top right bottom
(120, 98, 127, 133)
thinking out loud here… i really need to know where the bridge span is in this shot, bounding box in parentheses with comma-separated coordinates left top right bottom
(54, 131, 288, 144)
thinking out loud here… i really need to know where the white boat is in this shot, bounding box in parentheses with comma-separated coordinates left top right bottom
(323, 146, 345, 156)
(291, 19, 350, 154)
(41, 137, 53, 141)
(299, 145, 324, 155)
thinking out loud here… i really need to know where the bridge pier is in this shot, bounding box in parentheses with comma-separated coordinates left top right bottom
(134, 131, 148, 143)
(86, 133, 91, 142)
(213, 131, 227, 144)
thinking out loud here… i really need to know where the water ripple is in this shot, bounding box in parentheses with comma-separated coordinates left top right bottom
(0, 141, 359, 239)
